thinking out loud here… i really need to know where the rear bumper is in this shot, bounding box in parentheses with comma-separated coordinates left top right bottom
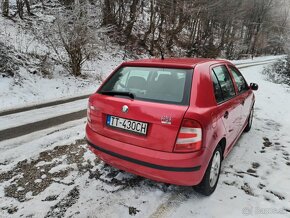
(86, 125, 207, 186)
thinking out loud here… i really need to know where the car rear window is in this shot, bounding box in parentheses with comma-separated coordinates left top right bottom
(98, 67, 193, 105)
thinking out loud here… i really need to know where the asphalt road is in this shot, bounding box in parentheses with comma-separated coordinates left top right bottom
(0, 110, 86, 141)
(0, 94, 90, 117)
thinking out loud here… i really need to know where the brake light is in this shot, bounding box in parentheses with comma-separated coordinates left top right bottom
(174, 119, 202, 152)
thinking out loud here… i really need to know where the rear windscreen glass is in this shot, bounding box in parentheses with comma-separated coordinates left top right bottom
(99, 67, 193, 105)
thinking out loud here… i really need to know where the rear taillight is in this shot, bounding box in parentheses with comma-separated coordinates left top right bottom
(174, 119, 202, 152)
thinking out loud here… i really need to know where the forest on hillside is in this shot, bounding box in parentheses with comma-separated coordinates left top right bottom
(1, 0, 289, 76)
(102, 0, 289, 58)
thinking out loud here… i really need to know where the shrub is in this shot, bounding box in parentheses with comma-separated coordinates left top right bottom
(263, 57, 290, 85)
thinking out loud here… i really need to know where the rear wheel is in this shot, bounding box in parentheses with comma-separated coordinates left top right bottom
(194, 146, 222, 196)
(244, 106, 254, 132)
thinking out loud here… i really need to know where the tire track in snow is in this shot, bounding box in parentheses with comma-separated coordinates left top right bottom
(149, 188, 197, 218)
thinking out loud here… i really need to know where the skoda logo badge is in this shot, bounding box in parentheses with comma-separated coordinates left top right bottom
(122, 105, 129, 113)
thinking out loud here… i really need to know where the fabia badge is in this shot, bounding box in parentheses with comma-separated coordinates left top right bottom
(161, 116, 172, 124)
(122, 105, 129, 113)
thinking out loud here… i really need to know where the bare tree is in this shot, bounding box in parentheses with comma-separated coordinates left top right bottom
(97, 0, 287, 59)
(2, 0, 288, 60)
(45, 2, 97, 76)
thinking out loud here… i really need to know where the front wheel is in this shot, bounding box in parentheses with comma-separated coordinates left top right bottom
(194, 146, 222, 196)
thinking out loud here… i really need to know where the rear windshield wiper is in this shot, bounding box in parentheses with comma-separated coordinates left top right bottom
(99, 91, 135, 99)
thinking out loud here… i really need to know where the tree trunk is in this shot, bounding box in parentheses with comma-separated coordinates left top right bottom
(24, 0, 32, 15)
(71, 61, 82, 77)
(70, 48, 82, 77)
(1, 0, 9, 17)
(16, 0, 24, 19)
(124, 0, 139, 39)
(142, 0, 155, 54)
(102, 0, 116, 26)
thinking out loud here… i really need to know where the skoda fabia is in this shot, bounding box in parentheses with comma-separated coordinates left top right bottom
(86, 58, 258, 195)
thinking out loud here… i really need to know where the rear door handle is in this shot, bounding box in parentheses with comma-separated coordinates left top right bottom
(224, 111, 229, 119)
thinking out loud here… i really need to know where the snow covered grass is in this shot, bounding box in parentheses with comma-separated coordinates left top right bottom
(0, 5, 137, 111)
(262, 57, 290, 86)
(0, 48, 128, 111)
(0, 15, 48, 55)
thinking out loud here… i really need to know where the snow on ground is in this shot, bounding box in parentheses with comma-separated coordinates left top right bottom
(0, 63, 290, 217)
(0, 14, 48, 55)
(0, 0, 285, 115)
(0, 56, 283, 136)
(167, 64, 290, 218)
(0, 54, 282, 112)
(0, 11, 132, 111)
(0, 118, 86, 172)
(0, 51, 124, 111)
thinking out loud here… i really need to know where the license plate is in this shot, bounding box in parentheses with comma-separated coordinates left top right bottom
(106, 115, 148, 135)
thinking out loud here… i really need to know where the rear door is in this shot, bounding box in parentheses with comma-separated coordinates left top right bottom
(88, 66, 193, 152)
(211, 65, 241, 149)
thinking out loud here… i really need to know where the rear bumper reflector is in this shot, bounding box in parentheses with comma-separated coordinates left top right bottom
(87, 140, 201, 172)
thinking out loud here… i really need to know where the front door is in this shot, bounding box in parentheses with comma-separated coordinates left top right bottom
(227, 65, 253, 130)
(211, 65, 241, 151)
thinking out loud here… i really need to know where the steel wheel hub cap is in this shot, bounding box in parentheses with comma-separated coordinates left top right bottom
(209, 151, 221, 188)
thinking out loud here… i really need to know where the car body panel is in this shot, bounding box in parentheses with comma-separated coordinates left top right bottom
(86, 124, 211, 186)
(88, 94, 189, 152)
(86, 58, 256, 186)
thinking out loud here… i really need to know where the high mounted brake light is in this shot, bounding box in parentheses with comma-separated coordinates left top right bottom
(174, 119, 202, 152)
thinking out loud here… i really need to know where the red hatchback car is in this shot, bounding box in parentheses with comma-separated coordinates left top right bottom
(86, 58, 258, 195)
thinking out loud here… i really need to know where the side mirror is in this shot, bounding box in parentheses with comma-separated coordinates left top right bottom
(250, 83, 258, 91)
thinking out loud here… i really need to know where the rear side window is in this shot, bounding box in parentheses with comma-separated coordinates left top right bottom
(211, 65, 236, 103)
(99, 67, 193, 105)
(211, 72, 223, 103)
(228, 65, 249, 93)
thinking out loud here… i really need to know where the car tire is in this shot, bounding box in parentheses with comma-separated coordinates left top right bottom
(194, 146, 222, 196)
(244, 106, 254, 132)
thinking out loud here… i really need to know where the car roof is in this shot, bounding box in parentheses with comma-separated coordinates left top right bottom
(122, 58, 230, 69)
